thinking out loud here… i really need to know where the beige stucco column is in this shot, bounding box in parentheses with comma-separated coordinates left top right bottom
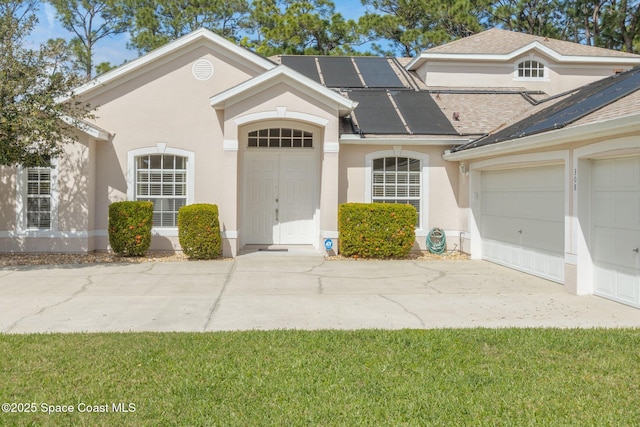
(320, 141, 340, 254)
(221, 139, 239, 257)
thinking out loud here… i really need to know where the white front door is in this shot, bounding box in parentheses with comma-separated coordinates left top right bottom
(592, 156, 640, 308)
(244, 152, 317, 245)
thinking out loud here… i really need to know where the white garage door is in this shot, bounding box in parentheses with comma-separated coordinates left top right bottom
(481, 165, 565, 283)
(244, 152, 317, 245)
(592, 156, 640, 308)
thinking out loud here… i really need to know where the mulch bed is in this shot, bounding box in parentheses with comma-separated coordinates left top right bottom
(0, 250, 469, 267)
(0, 252, 188, 267)
(326, 251, 470, 261)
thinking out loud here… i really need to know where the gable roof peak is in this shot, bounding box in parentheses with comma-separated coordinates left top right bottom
(209, 64, 358, 115)
(72, 28, 276, 99)
(407, 27, 640, 70)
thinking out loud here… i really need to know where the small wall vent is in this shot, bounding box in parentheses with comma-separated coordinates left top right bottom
(192, 59, 214, 81)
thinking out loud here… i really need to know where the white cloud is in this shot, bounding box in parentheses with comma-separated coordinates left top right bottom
(43, 3, 57, 29)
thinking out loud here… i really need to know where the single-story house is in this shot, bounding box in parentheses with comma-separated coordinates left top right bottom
(1, 28, 639, 308)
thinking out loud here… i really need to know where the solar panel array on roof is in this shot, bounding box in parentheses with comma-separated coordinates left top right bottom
(348, 90, 406, 134)
(281, 55, 408, 89)
(354, 57, 405, 88)
(392, 91, 458, 134)
(280, 56, 321, 83)
(348, 90, 460, 135)
(453, 66, 640, 152)
(523, 69, 640, 135)
(318, 57, 364, 88)
(280, 55, 460, 135)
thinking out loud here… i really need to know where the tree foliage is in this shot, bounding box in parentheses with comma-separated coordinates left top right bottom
(359, 0, 487, 57)
(39, 0, 640, 66)
(483, 0, 640, 53)
(0, 1, 91, 167)
(359, 0, 640, 56)
(484, 0, 566, 38)
(49, 0, 129, 79)
(124, 0, 250, 53)
(244, 0, 361, 56)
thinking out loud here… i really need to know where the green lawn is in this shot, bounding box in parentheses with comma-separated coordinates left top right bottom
(1, 329, 639, 426)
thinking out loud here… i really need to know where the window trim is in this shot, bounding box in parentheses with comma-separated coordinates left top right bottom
(16, 160, 59, 235)
(127, 146, 195, 232)
(514, 56, 548, 80)
(364, 150, 429, 233)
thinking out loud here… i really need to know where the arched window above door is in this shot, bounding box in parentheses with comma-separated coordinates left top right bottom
(248, 128, 313, 148)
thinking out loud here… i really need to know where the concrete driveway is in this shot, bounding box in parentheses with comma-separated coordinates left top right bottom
(1, 251, 639, 333)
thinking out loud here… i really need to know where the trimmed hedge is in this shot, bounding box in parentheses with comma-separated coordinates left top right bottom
(178, 204, 221, 259)
(108, 201, 153, 257)
(338, 203, 417, 258)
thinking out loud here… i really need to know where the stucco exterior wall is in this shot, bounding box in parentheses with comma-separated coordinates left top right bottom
(417, 57, 633, 95)
(339, 143, 464, 250)
(83, 47, 261, 251)
(0, 167, 17, 232)
(57, 138, 93, 233)
(0, 134, 96, 253)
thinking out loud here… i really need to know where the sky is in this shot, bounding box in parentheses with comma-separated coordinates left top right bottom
(29, 1, 371, 69)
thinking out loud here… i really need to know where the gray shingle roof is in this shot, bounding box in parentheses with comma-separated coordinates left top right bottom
(425, 28, 640, 58)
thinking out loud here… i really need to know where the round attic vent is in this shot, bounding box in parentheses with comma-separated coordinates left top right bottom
(192, 59, 214, 81)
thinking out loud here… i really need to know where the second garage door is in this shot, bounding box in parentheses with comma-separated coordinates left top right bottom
(481, 165, 565, 283)
(591, 156, 640, 308)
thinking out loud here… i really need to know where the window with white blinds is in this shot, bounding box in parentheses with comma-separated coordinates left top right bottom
(26, 168, 52, 229)
(135, 154, 187, 227)
(372, 157, 420, 224)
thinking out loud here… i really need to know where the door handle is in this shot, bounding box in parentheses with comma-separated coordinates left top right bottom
(275, 208, 279, 222)
(633, 248, 639, 253)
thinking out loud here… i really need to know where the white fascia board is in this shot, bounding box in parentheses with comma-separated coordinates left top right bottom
(442, 113, 640, 161)
(60, 115, 111, 141)
(210, 66, 358, 114)
(340, 134, 471, 146)
(407, 41, 640, 70)
(71, 28, 276, 99)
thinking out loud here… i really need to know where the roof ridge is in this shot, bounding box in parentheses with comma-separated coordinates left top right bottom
(422, 27, 640, 58)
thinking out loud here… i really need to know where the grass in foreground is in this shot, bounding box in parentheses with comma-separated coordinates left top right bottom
(1, 329, 639, 426)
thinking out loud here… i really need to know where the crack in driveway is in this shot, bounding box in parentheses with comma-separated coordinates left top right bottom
(202, 259, 237, 331)
(4, 276, 95, 333)
(379, 294, 426, 328)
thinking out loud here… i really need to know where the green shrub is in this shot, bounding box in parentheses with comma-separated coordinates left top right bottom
(108, 201, 153, 256)
(178, 204, 221, 259)
(338, 203, 416, 258)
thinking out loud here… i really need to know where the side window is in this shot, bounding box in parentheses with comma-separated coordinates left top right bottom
(26, 167, 52, 229)
(372, 157, 421, 225)
(135, 154, 187, 227)
(517, 60, 545, 78)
